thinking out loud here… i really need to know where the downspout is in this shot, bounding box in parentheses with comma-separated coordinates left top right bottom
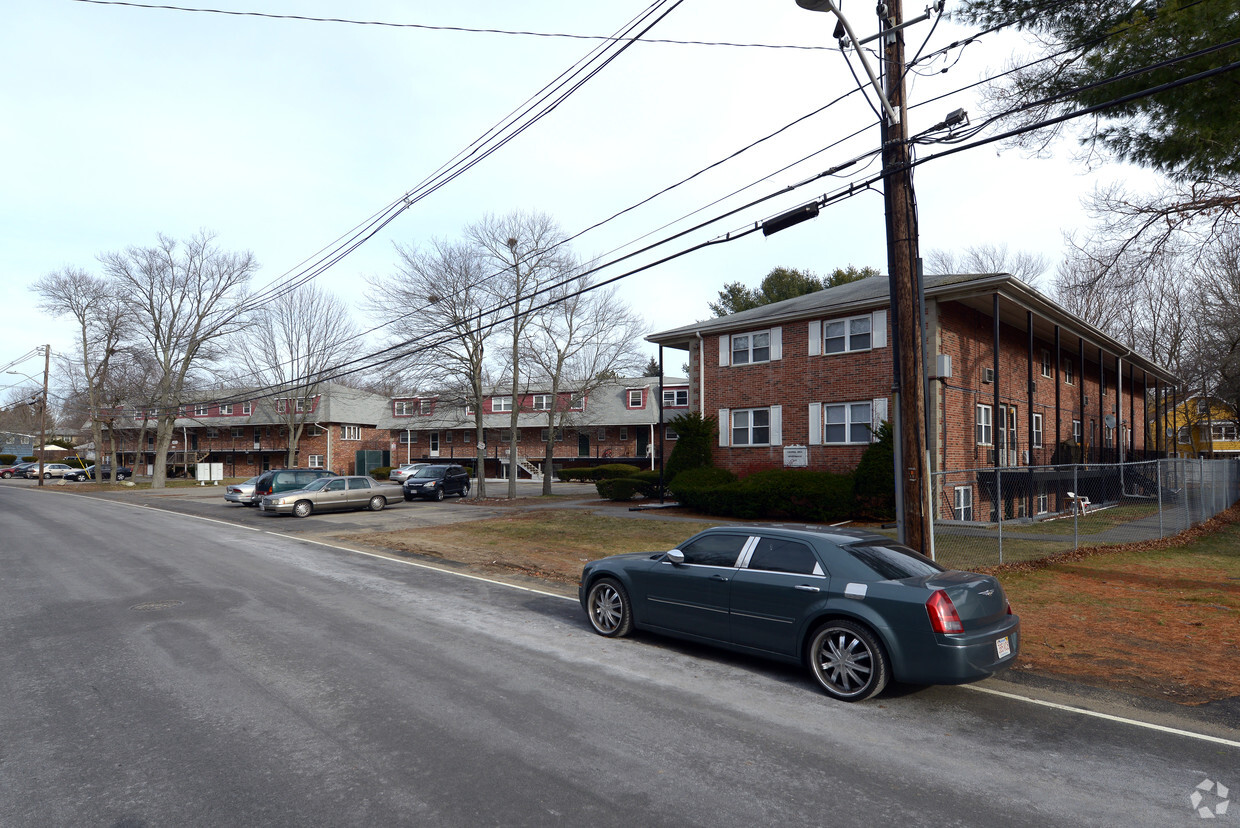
(695, 332, 706, 417)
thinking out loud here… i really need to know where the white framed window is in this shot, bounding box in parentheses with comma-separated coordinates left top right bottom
(492, 396, 512, 413)
(1041, 349, 1052, 378)
(663, 388, 688, 408)
(1033, 413, 1044, 448)
(1177, 425, 1192, 444)
(619, 427, 628, 440)
(824, 315, 872, 354)
(231, 427, 244, 438)
(394, 401, 416, 416)
(445, 430, 453, 442)
(420, 399, 433, 415)
(341, 425, 361, 441)
(531, 394, 551, 411)
(953, 486, 973, 521)
(219, 403, 232, 415)
(627, 389, 644, 409)
(823, 402, 872, 445)
(205, 427, 219, 438)
(398, 431, 417, 444)
(1036, 485, 1048, 515)
(1063, 359, 1075, 385)
(731, 331, 771, 365)
(1073, 419, 1082, 443)
(308, 455, 324, 468)
(276, 400, 287, 414)
(569, 394, 585, 411)
(1211, 423, 1238, 441)
(976, 404, 993, 446)
(242, 401, 252, 415)
(294, 398, 307, 413)
(597, 428, 607, 440)
(665, 425, 679, 440)
(195, 404, 209, 416)
(731, 408, 771, 446)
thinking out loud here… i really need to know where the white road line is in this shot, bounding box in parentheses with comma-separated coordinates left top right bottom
(965, 685, 1240, 748)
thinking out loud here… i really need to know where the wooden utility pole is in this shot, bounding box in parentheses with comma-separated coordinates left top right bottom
(37, 344, 50, 488)
(879, 0, 930, 552)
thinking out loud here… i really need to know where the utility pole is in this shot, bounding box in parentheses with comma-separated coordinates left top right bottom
(878, 1, 930, 553)
(795, 0, 932, 553)
(38, 344, 50, 488)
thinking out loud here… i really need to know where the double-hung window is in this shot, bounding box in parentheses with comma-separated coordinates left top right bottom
(341, 425, 361, 441)
(663, 388, 688, 408)
(1041, 349, 1053, 378)
(219, 404, 232, 415)
(195, 404, 209, 417)
(531, 395, 551, 411)
(731, 331, 770, 365)
(976, 404, 993, 446)
(492, 397, 512, 413)
(731, 408, 771, 446)
(824, 315, 871, 354)
(1032, 413, 1044, 448)
(242, 401, 252, 415)
(823, 402, 872, 444)
(394, 401, 415, 416)
(1063, 359, 1075, 385)
(953, 486, 973, 521)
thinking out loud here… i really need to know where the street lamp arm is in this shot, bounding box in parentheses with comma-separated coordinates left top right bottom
(795, 0, 901, 125)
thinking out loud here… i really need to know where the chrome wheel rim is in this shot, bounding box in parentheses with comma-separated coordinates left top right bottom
(589, 585, 623, 634)
(815, 629, 873, 697)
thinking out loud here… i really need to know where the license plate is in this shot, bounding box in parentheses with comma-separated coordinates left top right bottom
(996, 636, 1011, 659)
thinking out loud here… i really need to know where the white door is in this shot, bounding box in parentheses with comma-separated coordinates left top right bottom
(429, 431, 440, 457)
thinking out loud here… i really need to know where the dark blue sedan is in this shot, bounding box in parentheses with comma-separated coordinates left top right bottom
(579, 524, 1019, 701)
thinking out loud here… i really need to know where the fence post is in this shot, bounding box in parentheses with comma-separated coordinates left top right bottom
(1072, 464, 1078, 551)
(997, 467, 1003, 566)
(1156, 459, 1164, 539)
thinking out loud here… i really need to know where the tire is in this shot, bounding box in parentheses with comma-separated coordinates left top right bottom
(585, 578, 633, 637)
(368, 495, 385, 512)
(1, 471, 11, 479)
(807, 620, 889, 702)
(433, 487, 445, 502)
(459, 483, 470, 499)
(292, 500, 313, 518)
(117, 473, 128, 481)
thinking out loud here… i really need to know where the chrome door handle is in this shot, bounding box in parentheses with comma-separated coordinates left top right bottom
(794, 585, 820, 592)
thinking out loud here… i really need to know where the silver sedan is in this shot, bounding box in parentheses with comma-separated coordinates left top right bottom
(224, 476, 259, 505)
(259, 475, 404, 518)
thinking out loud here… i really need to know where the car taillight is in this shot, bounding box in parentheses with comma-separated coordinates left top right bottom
(1006, 600, 1013, 615)
(926, 589, 963, 634)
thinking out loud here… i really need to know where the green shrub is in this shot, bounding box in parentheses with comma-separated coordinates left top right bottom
(559, 467, 599, 482)
(595, 469, 664, 500)
(852, 421, 895, 521)
(671, 467, 854, 523)
(370, 466, 392, 481)
(594, 463, 644, 479)
(668, 466, 736, 496)
(664, 412, 716, 483)
(0, 454, 16, 465)
(22, 456, 37, 463)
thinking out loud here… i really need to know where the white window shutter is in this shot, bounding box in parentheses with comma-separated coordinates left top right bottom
(871, 397, 889, 441)
(718, 335, 730, 367)
(808, 321, 821, 356)
(808, 403, 822, 445)
(718, 408, 730, 446)
(872, 309, 888, 348)
(769, 405, 782, 445)
(769, 327, 782, 361)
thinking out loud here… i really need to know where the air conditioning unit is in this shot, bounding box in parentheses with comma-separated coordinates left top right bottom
(982, 368, 995, 384)
(987, 448, 997, 464)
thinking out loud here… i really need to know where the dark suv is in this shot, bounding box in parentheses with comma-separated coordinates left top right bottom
(402, 464, 470, 501)
(253, 468, 337, 500)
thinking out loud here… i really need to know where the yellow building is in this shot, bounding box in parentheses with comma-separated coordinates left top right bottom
(1154, 396, 1240, 458)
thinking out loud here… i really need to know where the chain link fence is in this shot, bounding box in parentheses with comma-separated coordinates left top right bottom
(925, 458, 1240, 570)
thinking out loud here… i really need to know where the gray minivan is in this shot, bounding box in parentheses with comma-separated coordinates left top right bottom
(252, 468, 336, 500)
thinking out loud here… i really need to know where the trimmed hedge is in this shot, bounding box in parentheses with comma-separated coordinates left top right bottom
(671, 467, 854, 523)
(561, 463, 643, 482)
(596, 469, 664, 501)
(0, 454, 16, 465)
(370, 466, 392, 481)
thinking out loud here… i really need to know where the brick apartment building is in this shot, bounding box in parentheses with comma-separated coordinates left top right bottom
(647, 272, 1178, 520)
(94, 376, 686, 480)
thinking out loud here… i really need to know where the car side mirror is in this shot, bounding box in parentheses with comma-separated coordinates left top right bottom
(666, 549, 685, 565)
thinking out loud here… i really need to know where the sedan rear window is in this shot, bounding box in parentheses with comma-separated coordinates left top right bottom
(843, 542, 943, 580)
(747, 537, 821, 575)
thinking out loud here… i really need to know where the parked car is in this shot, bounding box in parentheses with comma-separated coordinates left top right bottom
(259, 475, 403, 518)
(63, 467, 91, 482)
(82, 465, 133, 481)
(0, 462, 38, 479)
(389, 463, 429, 483)
(26, 463, 75, 479)
(579, 525, 1019, 702)
(252, 468, 337, 501)
(402, 464, 470, 501)
(224, 476, 259, 505)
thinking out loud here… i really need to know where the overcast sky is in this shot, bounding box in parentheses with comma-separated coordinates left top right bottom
(2, 0, 1158, 405)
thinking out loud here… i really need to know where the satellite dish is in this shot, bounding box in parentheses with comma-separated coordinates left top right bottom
(1104, 414, 1117, 428)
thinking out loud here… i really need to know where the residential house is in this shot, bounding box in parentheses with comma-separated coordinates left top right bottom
(1155, 395, 1240, 459)
(647, 272, 1178, 520)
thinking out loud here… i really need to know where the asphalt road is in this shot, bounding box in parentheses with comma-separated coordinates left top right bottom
(1, 484, 1236, 827)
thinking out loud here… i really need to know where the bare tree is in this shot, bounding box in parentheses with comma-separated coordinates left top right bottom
(468, 211, 576, 499)
(236, 285, 365, 466)
(365, 237, 500, 497)
(31, 267, 127, 479)
(101, 232, 255, 488)
(524, 275, 646, 494)
(925, 243, 1049, 284)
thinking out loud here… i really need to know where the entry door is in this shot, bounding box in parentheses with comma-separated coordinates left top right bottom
(429, 431, 440, 457)
(636, 429, 649, 459)
(578, 432, 590, 457)
(998, 405, 1018, 466)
